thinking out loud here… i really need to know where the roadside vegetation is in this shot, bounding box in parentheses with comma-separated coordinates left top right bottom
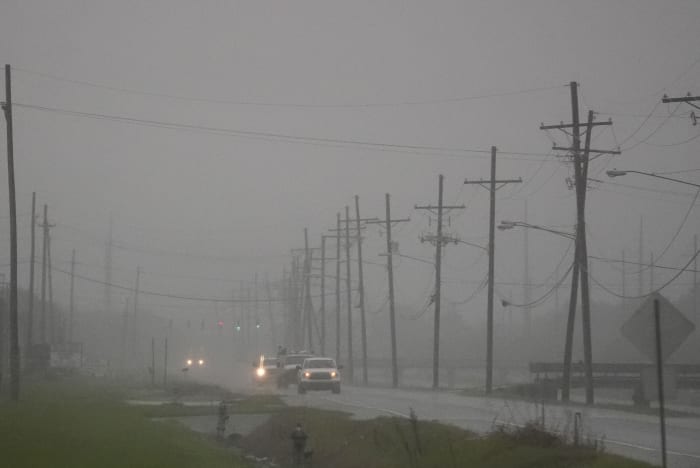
(0, 376, 249, 468)
(239, 406, 654, 468)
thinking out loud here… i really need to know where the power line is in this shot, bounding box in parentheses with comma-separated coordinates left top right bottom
(590, 249, 700, 300)
(14, 67, 565, 109)
(14, 102, 557, 162)
(48, 263, 339, 304)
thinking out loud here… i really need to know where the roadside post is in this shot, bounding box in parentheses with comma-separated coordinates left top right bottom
(291, 423, 308, 467)
(653, 298, 667, 468)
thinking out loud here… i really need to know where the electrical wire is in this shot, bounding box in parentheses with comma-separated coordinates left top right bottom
(13, 102, 558, 162)
(496, 261, 575, 308)
(14, 67, 565, 109)
(48, 263, 341, 304)
(589, 249, 700, 300)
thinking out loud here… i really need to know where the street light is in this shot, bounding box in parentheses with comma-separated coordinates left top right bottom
(499, 219, 581, 403)
(606, 169, 700, 189)
(498, 220, 575, 240)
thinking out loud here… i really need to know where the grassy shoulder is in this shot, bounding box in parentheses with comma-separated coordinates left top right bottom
(0, 376, 249, 468)
(238, 406, 654, 468)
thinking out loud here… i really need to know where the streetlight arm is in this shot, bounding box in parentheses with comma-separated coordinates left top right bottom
(606, 169, 700, 189)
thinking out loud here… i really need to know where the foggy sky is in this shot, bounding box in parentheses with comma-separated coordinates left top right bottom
(1, 1, 698, 332)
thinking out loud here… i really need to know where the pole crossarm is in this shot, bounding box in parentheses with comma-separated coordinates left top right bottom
(464, 179, 522, 185)
(662, 94, 700, 103)
(414, 205, 465, 210)
(338, 217, 380, 224)
(552, 146, 621, 155)
(365, 218, 411, 225)
(539, 120, 612, 130)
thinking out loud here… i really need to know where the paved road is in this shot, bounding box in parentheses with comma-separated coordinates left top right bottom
(275, 385, 700, 468)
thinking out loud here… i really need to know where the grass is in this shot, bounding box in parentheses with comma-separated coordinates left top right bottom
(0, 376, 249, 468)
(239, 407, 655, 468)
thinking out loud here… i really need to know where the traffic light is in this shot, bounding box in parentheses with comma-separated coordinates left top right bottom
(217, 320, 224, 328)
(255, 320, 261, 329)
(234, 321, 241, 332)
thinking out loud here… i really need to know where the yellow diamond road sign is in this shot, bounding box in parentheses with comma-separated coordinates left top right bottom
(620, 293, 695, 362)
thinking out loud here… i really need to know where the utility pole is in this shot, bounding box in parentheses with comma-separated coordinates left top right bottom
(344, 206, 354, 383)
(622, 250, 626, 310)
(416, 175, 465, 389)
(69, 250, 76, 343)
(303, 229, 314, 352)
(163, 337, 168, 388)
(367, 194, 410, 388)
(320, 235, 327, 356)
(541, 84, 619, 404)
(523, 199, 531, 353)
(133, 266, 140, 362)
(695, 235, 698, 326)
(2, 64, 19, 400)
(650, 252, 655, 293)
(104, 214, 113, 315)
(150, 337, 155, 387)
(27, 192, 36, 349)
(47, 229, 54, 343)
(337, 207, 377, 384)
(121, 298, 129, 371)
(264, 275, 277, 350)
(40, 204, 51, 344)
(354, 195, 369, 385)
(335, 213, 342, 364)
(465, 148, 521, 393)
(639, 217, 644, 297)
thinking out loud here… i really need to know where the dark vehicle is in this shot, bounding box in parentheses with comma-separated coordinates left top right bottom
(297, 357, 342, 394)
(277, 352, 314, 388)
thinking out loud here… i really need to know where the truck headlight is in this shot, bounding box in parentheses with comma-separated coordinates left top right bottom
(304, 372, 311, 378)
(256, 367, 266, 377)
(198, 359, 205, 366)
(186, 359, 193, 366)
(331, 371, 337, 378)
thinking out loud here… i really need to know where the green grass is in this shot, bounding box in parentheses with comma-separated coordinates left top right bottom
(239, 407, 654, 468)
(0, 377, 249, 468)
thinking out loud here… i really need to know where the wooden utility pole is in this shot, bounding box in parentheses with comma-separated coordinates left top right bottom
(303, 229, 314, 352)
(650, 253, 655, 292)
(320, 235, 327, 356)
(121, 298, 129, 371)
(367, 194, 410, 388)
(523, 200, 531, 351)
(622, 250, 626, 310)
(3, 64, 19, 400)
(344, 206, 354, 383)
(354, 196, 369, 385)
(133, 266, 141, 361)
(695, 235, 698, 325)
(264, 275, 277, 350)
(47, 230, 54, 343)
(541, 86, 619, 404)
(639, 217, 644, 297)
(335, 213, 342, 363)
(163, 337, 168, 388)
(465, 149, 521, 394)
(69, 250, 76, 343)
(27, 192, 36, 349)
(416, 175, 465, 389)
(150, 337, 155, 387)
(40, 204, 49, 344)
(104, 215, 114, 315)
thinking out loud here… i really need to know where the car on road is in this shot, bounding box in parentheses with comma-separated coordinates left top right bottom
(276, 352, 314, 388)
(252, 355, 280, 386)
(297, 357, 341, 394)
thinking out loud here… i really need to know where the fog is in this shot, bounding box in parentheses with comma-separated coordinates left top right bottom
(0, 1, 699, 387)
